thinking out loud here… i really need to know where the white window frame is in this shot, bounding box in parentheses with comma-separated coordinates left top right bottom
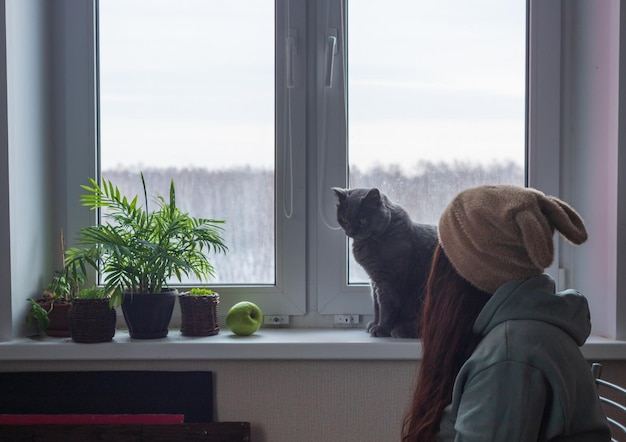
(63, 0, 309, 318)
(1, 0, 616, 338)
(313, 0, 373, 315)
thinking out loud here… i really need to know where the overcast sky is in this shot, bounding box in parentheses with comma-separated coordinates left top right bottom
(99, 0, 525, 174)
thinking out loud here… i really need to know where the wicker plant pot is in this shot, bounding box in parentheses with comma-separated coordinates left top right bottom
(68, 298, 117, 343)
(179, 293, 220, 337)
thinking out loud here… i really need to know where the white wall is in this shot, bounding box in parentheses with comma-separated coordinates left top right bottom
(0, 1, 11, 341)
(0, 0, 99, 341)
(560, 0, 626, 339)
(1, 0, 57, 341)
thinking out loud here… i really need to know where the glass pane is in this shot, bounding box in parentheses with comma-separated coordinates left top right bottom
(348, 0, 526, 283)
(99, 0, 275, 285)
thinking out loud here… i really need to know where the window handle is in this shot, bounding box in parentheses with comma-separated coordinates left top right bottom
(286, 28, 297, 89)
(325, 28, 338, 87)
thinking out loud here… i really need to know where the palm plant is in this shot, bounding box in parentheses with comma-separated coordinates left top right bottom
(65, 173, 227, 307)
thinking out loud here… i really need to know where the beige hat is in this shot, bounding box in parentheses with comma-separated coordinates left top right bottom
(438, 185, 588, 294)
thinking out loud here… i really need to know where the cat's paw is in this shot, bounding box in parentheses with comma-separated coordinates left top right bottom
(368, 323, 391, 337)
(366, 320, 377, 333)
(390, 323, 419, 339)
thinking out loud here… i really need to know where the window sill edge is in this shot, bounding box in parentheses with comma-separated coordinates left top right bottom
(0, 329, 622, 362)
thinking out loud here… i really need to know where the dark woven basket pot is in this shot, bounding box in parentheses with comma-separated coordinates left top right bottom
(179, 293, 220, 337)
(68, 298, 117, 343)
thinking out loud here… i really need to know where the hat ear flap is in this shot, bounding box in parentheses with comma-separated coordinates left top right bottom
(515, 210, 554, 270)
(540, 196, 588, 245)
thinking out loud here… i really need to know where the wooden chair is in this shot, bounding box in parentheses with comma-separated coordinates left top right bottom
(592, 362, 626, 442)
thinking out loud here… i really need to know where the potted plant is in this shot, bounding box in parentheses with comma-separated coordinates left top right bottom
(26, 265, 85, 337)
(64, 173, 227, 339)
(179, 288, 220, 337)
(68, 287, 117, 343)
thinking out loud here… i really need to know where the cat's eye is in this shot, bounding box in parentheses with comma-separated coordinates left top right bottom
(359, 218, 367, 225)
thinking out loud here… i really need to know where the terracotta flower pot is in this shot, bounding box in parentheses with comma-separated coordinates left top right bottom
(38, 301, 71, 337)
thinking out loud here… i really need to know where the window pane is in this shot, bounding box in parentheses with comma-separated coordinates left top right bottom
(99, 0, 275, 284)
(347, 0, 526, 283)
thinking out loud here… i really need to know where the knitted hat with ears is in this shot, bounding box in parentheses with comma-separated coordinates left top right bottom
(438, 185, 588, 294)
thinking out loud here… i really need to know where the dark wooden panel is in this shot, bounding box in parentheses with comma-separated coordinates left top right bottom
(0, 371, 213, 423)
(143, 423, 251, 441)
(0, 422, 251, 442)
(1, 424, 141, 442)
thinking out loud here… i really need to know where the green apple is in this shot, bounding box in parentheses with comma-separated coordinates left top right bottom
(226, 301, 263, 336)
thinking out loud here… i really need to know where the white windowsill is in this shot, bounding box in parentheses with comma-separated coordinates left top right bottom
(0, 329, 624, 361)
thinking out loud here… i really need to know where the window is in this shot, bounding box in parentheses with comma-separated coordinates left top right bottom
(46, 0, 613, 334)
(99, 0, 525, 314)
(96, 0, 526, 319)
(97, 0, 307, 316)
(2, 0, 623, 340)
(315, 0, 526, 313)
(345, 0, 526, 283)
(99, 1, 276, 285)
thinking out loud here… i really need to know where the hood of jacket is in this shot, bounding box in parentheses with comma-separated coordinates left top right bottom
(472, 274, 592, 346)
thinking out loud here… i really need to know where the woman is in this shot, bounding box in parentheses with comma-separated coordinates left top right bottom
(402, 185, 610, 441)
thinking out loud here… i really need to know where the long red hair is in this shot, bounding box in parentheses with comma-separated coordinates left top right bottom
(401, 244, 491, 441)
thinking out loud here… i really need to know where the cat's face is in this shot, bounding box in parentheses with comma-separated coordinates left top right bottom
(332, 187, 390, 239)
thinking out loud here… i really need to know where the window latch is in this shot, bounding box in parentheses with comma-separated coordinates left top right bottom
(286, 28, 297, 89)
(325, 28, 338, 87)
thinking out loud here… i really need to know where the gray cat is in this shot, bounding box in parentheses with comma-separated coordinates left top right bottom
(332, 187, 438, 338)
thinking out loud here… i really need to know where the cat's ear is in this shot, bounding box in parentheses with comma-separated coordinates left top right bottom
(332, 187, 348, 203)
(364, 188, 382, 205)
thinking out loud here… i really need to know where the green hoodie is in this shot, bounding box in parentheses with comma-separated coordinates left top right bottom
(437, 274, 611, 441)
